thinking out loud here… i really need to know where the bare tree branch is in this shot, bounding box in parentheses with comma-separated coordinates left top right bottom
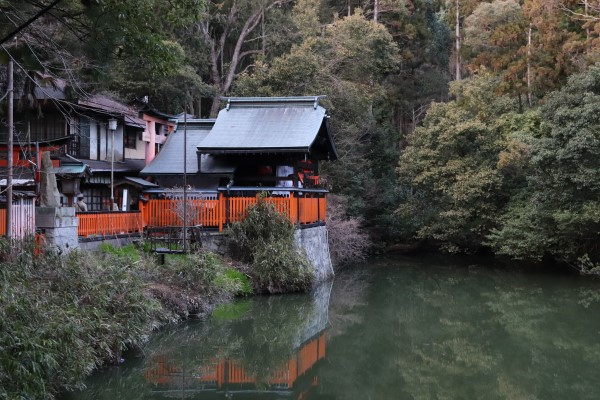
(0, 0, 63, 45)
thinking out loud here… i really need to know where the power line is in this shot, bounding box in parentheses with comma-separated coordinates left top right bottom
(0, 0, 63, 45)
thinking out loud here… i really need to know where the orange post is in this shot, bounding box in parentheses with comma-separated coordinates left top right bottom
(219, 193, 225, 232)
(289, 193, 297, 224)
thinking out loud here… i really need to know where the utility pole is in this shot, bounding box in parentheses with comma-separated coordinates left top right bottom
(6, 59, 14, 238)
(108, 118, 117, 210)
(183, 106, 188, 253)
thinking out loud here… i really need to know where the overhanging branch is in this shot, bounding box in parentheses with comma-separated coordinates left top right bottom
(0, 0, 63, 45)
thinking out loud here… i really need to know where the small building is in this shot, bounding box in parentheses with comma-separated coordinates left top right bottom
(141, 96, 338, 191)
(0, 79, 176, 211)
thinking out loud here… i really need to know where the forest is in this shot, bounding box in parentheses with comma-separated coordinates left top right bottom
(2, 0, 600, 270)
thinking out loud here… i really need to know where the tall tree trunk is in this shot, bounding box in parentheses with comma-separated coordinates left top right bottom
(527, 24, 533, 107)
(205, 2, 285, 117)
(196, 98, 202, 118)
(262, 9, 266, 54)
(374, 0, 379, 22)
(585, 0, 590, 39)
(455, 0, 461, 81)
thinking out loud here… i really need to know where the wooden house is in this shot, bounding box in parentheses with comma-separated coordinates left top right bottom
(1, 80, 175, 211)
(139, 96, 338, 231)
(141, 96, 337, 191)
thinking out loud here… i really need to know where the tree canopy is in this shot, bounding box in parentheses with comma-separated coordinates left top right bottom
(3, 0, 600, 266)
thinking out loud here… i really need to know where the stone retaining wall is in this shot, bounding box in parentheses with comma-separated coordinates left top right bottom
(293, 225, 334, 282)
(202, 225, 334, 283)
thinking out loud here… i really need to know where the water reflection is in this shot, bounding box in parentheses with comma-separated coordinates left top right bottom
(65, 256, 600, 400)
(144, 282, 331, 399)
(66, 282, 332, 400)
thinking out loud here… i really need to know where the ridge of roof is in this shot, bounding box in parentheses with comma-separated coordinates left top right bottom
(221, 96, 327, 110)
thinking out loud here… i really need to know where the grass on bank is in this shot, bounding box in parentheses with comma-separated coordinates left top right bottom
(0, 239, 249, 400)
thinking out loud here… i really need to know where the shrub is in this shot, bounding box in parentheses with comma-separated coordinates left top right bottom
(98, 243, 141, 263)
(161, 251, 222, 293)
(227, 196, 314, 293)
(0, 239, 162, 399)
(327, 194, 371, 267)
(0, 237, 253, 398)
(252, 239, 313, 293)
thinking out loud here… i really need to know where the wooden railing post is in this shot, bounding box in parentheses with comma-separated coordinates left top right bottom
(289, 193, 297, 224)
(218, 193, 224, 232)
(317, 193, 320, 222)
(225, 191, 230, 227)
(297, 192, 301, 225)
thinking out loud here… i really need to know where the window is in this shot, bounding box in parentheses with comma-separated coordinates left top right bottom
(124, 127, 139, 149)
(84, 187, 110, 211)
(29, 113, 67, 140)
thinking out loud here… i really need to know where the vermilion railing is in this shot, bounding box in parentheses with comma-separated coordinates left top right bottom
(140, 188, 327, 232)
(77, 211, 143, 237)
(141, 196, 221, 228)
(75, 189, 327, 237)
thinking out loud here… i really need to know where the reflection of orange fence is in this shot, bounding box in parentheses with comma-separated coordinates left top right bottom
(77, 211, 143, 237)
(141, 190, 327, 233)
(145, 333, 326, 391)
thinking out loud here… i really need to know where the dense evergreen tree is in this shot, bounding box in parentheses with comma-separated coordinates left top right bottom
(397, 73, 531, 252)
(488, 64, 600, 266)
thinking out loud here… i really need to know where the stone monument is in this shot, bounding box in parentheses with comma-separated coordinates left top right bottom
(35, 152, 79, 253)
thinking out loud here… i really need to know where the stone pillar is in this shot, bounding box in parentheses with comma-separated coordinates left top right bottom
(36, 207, 79, 254)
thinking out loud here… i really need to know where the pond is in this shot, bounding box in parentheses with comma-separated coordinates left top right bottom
(64, 255, 600, 399)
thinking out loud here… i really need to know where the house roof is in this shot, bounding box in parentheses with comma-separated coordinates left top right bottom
(79, 158, 146, 173)
(0, 167, 35, 187)
(140, 119, 216, 176)
(197, 96, 338, 160)
(78, 95, 146, 128)
(114, 176, 159, 188)
(53, 163, 91, 177)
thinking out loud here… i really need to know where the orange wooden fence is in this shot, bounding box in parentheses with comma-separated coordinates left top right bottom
(77, 211, 143, 237)
(140, 191, 327, 232)
(76, 191, 327, 237)
(141, 198, 221, 228)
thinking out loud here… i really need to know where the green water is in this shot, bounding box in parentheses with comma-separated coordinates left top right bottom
(64, 256, 600, 399)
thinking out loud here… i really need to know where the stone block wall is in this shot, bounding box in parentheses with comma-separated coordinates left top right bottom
(202, 225, 334, 283)
(294, 225, 334, 282)
(36, 207, 79, 253)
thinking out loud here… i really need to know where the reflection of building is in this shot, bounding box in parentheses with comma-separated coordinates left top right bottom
(144, 331, 326, 399)
(144, 283, 332, 399)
